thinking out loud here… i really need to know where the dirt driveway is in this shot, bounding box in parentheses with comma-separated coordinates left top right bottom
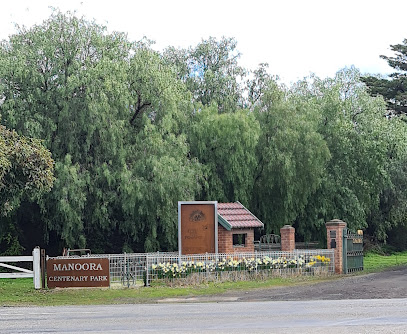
(159, 266, 407, 303)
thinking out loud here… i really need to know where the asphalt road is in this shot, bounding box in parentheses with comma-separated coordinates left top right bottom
(2, 299, 407, 333)
(3, 267, 407, 333)
(164, 266, 407, 303)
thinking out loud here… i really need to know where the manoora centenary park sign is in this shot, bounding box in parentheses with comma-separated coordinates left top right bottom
(47, 257, 110, 288)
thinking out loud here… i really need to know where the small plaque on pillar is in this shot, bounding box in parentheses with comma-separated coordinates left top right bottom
(330, 230, 336, 238)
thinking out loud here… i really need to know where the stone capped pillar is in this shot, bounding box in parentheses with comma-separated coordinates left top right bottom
(326, 219, 347, 274)
(280, 225, 295, 252)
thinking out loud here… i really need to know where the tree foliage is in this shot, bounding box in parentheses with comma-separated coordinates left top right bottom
(188, 105, 259, 205)
(0, 124, 54, 255)
(1, 11, 405, 254)
(164, 37, 246, 112)
(362, 38, 407, 243)
(251, 79, 330, 234)
(294, 68, 394, 240)
(0, 11, 202, 253)
(362, 39, 407, 116)
(0, 124, 54, 216)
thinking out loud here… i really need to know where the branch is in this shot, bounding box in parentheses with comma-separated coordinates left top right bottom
(130, 93, 152, 125)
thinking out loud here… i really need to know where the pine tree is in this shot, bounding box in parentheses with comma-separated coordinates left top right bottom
(362, 39, 407, 117)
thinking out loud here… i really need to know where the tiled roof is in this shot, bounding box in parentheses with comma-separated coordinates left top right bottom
(218, 202, 264, 230)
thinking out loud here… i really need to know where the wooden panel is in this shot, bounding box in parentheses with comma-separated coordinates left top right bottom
(180, 203, 216, 254)
(47, 258, 110, 288)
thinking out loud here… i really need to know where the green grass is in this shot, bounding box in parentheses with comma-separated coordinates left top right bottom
(363, 250, 407, 273)
(2, 251, 407, 306)
(0, 275, 327, 307)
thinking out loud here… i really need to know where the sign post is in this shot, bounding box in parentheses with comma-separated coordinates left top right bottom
(47, 258, 110, 288)
(178, 201, 218, 255)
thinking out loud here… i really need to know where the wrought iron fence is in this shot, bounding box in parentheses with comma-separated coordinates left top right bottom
(49, 252, 176, 287)
(145, 250, 334, 286)
(49, 249, 334, 287)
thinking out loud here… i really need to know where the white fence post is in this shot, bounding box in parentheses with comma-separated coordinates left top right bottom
(33, 247, 41, 290)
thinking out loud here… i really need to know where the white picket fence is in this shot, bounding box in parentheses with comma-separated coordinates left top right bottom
(0, 247, 41, 289)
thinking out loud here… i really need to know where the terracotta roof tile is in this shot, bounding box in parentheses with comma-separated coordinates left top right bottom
(218, 202, 264, 229)
(218, 202, 242, 209)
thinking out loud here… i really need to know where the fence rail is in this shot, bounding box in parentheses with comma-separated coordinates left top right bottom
(0, 248, 41, 289)
(49, 249, 334, 287)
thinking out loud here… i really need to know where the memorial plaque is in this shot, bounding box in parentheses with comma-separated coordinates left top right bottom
(47, 258, 110, 288)
(330, 230, 337, 238)
(178, 201, 217, 255)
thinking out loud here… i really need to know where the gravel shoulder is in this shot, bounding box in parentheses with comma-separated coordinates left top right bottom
(158, 266, 407, 303)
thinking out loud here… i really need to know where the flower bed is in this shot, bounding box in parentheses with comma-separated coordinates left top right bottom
(147, 254, 332, 284)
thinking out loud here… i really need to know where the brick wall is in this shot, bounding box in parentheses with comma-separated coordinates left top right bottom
(218, 226, 232, 253)
(218, 226, 255, 253)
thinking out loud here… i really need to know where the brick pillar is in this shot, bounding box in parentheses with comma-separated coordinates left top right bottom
(326, 219, 347, 274)
(280, 225, 295, 252)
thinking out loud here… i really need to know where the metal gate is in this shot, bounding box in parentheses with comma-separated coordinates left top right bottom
(343, 228, 364, 273)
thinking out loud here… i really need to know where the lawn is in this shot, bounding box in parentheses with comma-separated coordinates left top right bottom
(363, 250, 407, 272)
(0, 275, 326, 307)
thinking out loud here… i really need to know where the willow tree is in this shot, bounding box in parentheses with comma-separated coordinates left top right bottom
(251, 79, 330, 235)
(164, 37, 246, 113)
(294, 68, 392, 240)
(0, 11, 132, 252)
(187, 105, 260, 205)
(118, 47, 204, 252)
(0, 11, 203, 253)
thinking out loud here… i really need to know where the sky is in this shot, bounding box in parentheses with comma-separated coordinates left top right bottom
(1, 0, 407, 84)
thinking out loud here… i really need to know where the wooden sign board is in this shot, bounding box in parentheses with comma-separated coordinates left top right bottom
(178, 201, 218, 255)
(47, 258, 110, 288)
